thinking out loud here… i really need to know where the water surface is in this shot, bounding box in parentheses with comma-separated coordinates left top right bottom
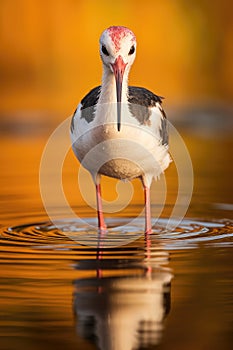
(0, 130, 233, 350)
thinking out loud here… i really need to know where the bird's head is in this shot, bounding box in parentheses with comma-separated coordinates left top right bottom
(99, 26, 137, 131)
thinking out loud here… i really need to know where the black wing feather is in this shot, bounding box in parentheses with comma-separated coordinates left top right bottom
(71, 85, 168, 146)
(80, 86, 101, 123)
(71, 85, 101, 132)
(128, 86, 168, 145)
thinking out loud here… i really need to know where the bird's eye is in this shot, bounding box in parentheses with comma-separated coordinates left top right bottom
(128, 45, 135, 55)
(101, 45, 109, 56)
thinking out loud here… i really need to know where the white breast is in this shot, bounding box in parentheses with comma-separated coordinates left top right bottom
(71, 102, 170, 183)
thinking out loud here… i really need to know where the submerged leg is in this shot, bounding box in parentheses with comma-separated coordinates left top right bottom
(95, 180, 107, 232)
(144, 185, 152, 234)
(142, 182, 152, 234)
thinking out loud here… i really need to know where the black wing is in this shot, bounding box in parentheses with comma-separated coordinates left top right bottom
(128, 86, 168, 146)
(80, 85, 101, 123)
(71, 86, 101, 132)
(128, 86, 163, 106)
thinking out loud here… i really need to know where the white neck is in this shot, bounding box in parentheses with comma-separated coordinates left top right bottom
(98, 65, 129, 104)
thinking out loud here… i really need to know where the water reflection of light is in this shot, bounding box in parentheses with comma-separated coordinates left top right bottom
(73, 238, 172, 350)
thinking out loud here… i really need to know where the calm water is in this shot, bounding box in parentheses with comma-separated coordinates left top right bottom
(0, 125, 233, 350)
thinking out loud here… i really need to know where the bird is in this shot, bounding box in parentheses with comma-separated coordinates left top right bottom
(70, 26, 170, 235)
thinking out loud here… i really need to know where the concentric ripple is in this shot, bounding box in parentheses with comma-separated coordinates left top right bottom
(1, 218, 233, 252)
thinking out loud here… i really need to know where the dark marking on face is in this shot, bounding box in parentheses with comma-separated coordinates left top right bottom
(101, 45, 109, 56)
(128, 45, 135, 55)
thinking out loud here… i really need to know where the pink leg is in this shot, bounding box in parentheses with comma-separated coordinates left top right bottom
(96, 183, 107, 232)
(143, 185, 152, 234)
(145, 232, 152, 276)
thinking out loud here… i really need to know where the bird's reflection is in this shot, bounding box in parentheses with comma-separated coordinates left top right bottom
(73, 235, 172, 350)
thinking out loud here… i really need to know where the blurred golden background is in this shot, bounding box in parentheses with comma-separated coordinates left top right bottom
(0, 0, 233, 225)
(1, 0, 233, 121)
(1, 5, 233, 349)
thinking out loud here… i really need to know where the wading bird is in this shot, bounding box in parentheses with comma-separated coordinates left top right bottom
(71, 26, 170, 234)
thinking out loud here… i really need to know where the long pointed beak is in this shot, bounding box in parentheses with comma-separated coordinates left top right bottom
(111, 56, 127, 131)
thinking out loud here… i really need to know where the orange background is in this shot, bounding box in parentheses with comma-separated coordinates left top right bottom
(1, 0, 233, 122)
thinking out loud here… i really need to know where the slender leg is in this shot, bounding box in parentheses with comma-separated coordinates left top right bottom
(96, 248, 103, 294)
(96, 183, 107, 232)
(145, 233, 152, 277)
(143, 184, 152, 234)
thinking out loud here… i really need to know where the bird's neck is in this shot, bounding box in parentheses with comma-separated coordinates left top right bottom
(99, 67, 129, 104)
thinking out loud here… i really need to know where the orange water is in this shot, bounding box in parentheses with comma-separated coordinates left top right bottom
(0, 128, 233, 350)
